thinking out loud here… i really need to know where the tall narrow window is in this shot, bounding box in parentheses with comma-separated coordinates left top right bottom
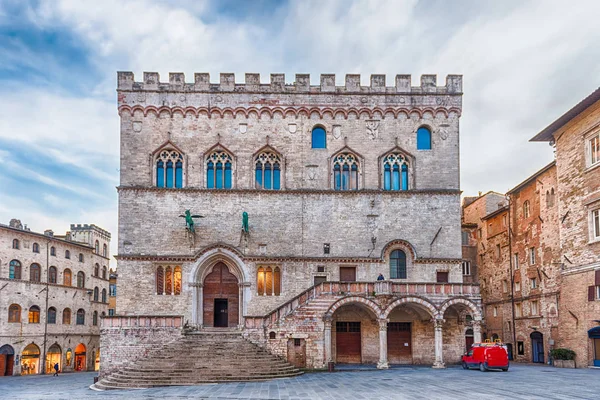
(64, 269, 72, 286)
(173, 266, 182, 295)
(93, 287, 99, 302)
(274, 267, 281, 296)
(48, 307, 57, 324)
(29, 306, 40, 323)
(32, 243, 39, 253)
(94, 264, 99, 277)
(65, 250, 70, 259)
(102, 266, 107, 279)
(77, 271, 85, 288)
(255, 151, 282, 190)
(8, 304, 21, 323)
(101, 288, 107, 303)
(523, 200, 531, 218)
(95, 240, 99, 254)
(390, 250, 407, 279)
(156, 266, 164, 295)
(206, 151, 233, 189)
(103, 244, 107, 258)
(333, 153, 359, 191)
(416, 127, 432, 150)
(382, 153, 410, 191)
(12, 239, 19, 249)
(311, 127, 326, 149)
(76, 309, 85, 325)
(590, 134, 600, 166)
(30, 263, 41, 282)
(63, 308, 71, 324)
(78, 253, 84, 263)
(592, 209, 600, 240)
(9, 260, 22, 280)
(50, 246, 56, 256)
(48, 266, 57, 283)
(93, 311, 98, 326)
(156, 150, 184, 188)
(165, 266, 172, 295)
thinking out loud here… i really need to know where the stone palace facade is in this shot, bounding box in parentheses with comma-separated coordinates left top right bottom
(101, 71, 482, 378)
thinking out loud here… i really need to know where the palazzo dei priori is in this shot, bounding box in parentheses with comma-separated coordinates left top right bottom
(97, 71, 483, 388)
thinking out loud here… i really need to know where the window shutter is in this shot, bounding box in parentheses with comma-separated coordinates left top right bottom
(589, 286, 596, 301)
(595, 270, 600, 286)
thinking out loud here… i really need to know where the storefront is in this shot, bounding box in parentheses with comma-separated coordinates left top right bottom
(589, 326, 600, 367)
(45, 344, 62, 374)
(21, 344, 40, 375)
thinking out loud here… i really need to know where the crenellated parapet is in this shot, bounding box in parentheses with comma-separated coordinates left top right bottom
(117, 72, 462, 94)
(117, 72, 462, 110)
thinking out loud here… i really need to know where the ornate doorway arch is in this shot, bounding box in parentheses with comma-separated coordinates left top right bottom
(203, 262, 239, 327)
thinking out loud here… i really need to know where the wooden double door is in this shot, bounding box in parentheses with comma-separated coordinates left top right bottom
(336, 321, 361, 363)
(388, 322, 412, 364)
(203, 263, 239, 328)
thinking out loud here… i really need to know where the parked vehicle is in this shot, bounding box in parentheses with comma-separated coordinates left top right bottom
(462, 342, 509, 371)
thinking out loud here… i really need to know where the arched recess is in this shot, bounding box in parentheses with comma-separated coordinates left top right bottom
(329, 145, 364, 191)
(326, 296, 383, 319)
(378, 145, 415, 191)
(189, 247, 249, 327)
(439, 298, 482, 320)
(382, 296, 438, 319)
(152, 140, 186, 188)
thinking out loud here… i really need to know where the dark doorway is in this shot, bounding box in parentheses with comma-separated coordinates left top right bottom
(336, 321, 361, 363)
(506, 343, 514, 360)
(0, 345, 14, 376)
(214, 299, 229, 327)
(339, 267, 356, 282)
(287, 338, 307, 368)
(531, 331, 544, 363)
(388, 322, 412, 364)
(465, 328, 474, 352)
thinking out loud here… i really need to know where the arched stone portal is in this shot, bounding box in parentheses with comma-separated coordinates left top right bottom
(203, 262, 239, 327)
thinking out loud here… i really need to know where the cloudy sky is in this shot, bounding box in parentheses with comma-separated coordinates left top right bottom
(1, 0, 599, 266)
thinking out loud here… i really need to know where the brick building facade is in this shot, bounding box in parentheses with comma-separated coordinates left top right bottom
(0, 220, 111, 376)
(101, 71, 482, 379)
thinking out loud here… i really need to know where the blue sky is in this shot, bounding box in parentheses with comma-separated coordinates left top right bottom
(1, 0, 600, 267)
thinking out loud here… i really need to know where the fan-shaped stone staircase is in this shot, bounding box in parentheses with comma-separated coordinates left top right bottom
(92, 329, 302, 390)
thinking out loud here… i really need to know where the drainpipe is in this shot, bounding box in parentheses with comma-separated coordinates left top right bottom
(507, 195, 517, 356)
(41, 239, 50, 374)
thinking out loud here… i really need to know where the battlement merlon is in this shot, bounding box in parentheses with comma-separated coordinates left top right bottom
(116, 72, 462, 95)
(70, 223, 112, 239)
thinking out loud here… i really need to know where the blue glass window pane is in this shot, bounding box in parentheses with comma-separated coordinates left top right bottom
(264, 163, 272, 190)
(417, 127, 431, 150)
(390, 250, 407, 279)
(384, 164, 391, 190)
(393, 164, 400, 191)
(311, 127, 326, 149)
(342, 164, 350, 190)
(216, 162, 223, 189)
(334, 164, 341, 190)
(166, 161, 174, 188)
(255, 163, 263, 189)
(224, 162, 232, 189)
(207, 161, 214, 188)
(273, 163, 280, 190)
(157, 160, 164, 187)
(175, 161, 183, 188)
(351, 164, 358, 190)
(402, 164, 408, 190)
(9, 265, 14, 279)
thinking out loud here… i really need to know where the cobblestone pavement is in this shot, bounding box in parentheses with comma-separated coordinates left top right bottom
(0, 364, 598, 400)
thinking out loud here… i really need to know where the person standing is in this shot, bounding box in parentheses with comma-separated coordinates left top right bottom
(53, 363, 59, 376)
(377, 273, 385, 281)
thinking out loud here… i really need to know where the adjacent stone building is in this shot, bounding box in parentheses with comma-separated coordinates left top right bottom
(0, 220, 111, 376)
(531, 87, 600, 368)
(101, 71, 482, 380)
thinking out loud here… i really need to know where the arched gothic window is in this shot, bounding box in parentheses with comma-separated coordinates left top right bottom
(156, 266, 182, 295)
(206, 151, 232, 189)
(101, 288, 107, 303)
(311, 126, 326, 149)
(50, 246, 56, 256)
(103, 244, 107, 257)
(48, 266, 57, 284)
(65, 250, 70, 259)
(12, 239, 19, 249)
(9, 260, 22, 279)
(547, 188, 555, 208)
(255, 151, 282, 190)
(76, 309, 85, 325)
(93, 287, 99, 302)
(102, 266, 107, 279)
(8, 304, 21, 323)
(95, 240, 99, 254)
(156, 149, 184, 188)
(94, 264, 99, 277)
(383, 153, 409, 191)
(64, 269, 72, 286)
(93, 311, 98, 326)
(30, 263, 41, 282)
(77, 271, 85, 288)
(78, 253, 84, 263)
(48, 307, 57, 324)
(523, 200, 531, 219)
(390, 250, 407, 279)
(257, 266, 281, 296)
(417, 126, 432, 150)
(63, 308, 71, 324)
(29, 305, 40, 323)
(32, 243, 40, 253)
(333, 153, 359, 191)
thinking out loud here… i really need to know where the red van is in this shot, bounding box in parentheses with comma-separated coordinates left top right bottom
(462, 343, 509, 371)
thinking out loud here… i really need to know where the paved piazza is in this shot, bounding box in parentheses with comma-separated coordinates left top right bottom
(1, 365, 598, 399)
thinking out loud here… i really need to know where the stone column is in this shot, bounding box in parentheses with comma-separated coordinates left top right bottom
(377, 318, 389, 369)
(432, 318, 445, 368)
(190, 282, 203, 327)
(240, 282, 251, 329)
(472, 320, 482, 344)
(323, 316, 333, 364)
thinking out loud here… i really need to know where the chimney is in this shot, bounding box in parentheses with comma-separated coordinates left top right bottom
(44, 229, 54, 237)
(9, 219, 23, 229)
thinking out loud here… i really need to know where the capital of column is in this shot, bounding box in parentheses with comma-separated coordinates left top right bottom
(239, 281, 252, 288)
(323, 314, 333, 327)
(189, 282, 203, 288)
(432, 318, 445, 330)
(378, 318, 389, 331)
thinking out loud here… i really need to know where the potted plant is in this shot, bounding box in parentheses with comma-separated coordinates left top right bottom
(551, 348, 576, 368)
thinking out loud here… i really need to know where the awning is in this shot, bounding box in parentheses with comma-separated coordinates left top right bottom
(588, 326, 600, 338)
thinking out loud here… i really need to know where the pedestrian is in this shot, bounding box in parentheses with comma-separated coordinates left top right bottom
(53, 362, 59, 376)
(377, 273, 385, 281)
